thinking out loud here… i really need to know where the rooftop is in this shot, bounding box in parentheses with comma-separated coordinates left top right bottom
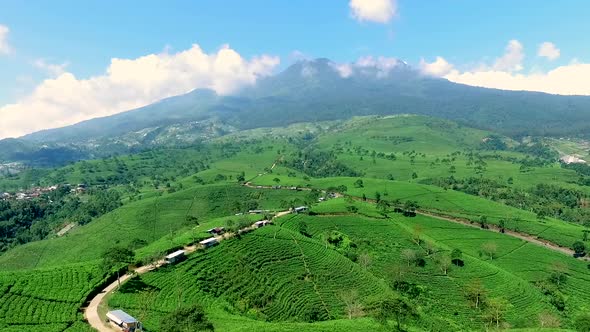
(107, 310, 137, 324)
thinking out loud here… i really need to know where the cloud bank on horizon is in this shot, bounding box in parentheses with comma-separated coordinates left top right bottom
(420, 39, 590, 96)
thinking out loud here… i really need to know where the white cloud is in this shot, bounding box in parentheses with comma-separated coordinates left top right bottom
(349, 0, 397, 24)
(0, 24, 12, 54)
(538, 42, 560, 60)
(493, 40, 524, 72)
(419, 56, 454, 76)
(331, 63, 353, 78)
(445, 63, 590, 96)
(33, 59, 70, 77)
(0, 44, 279, 139)
(421, 40, 590, 96)
(330, 55, 403, 78)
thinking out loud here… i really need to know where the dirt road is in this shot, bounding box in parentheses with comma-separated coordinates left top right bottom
(83, 210, 291, 331)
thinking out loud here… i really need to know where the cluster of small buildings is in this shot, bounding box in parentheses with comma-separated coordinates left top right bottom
(560, 155, 587, 164)
(1, 185, 59, 201)
(0, 162, 24, 175)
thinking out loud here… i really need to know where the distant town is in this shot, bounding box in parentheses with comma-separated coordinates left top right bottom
(1, 183, 87, 201)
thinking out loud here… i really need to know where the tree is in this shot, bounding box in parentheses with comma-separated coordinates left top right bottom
(377, 200, 390, 216)
(451, 249, 463, 266)
(538, 311, 561, 328)
(549, 261, 568, 287)
(412, 224, 423, 245)
(339, 289, 364, 319)
(479, 215, 488, 229)
(358, 252, 372, 270)
(411, 172, 418, 179)
(482, 297, 511, 329)
(102, 246, 135, 289)
(436, 254, 452, 275)
(159, 305, 214, 332)
(498, 218, 506, 233)
(236, 171, 245, 182)
(480, 242, 497, 260)
(388, 263, 408, 287)
(375, 191, 382, 203)
(273, 177, 281, 184)
(371, 296, 417, 331)
(465, 279, 487, 309)
(573, 241, 586, 256)
(354, 179, 364, 188)
(401, 249, 417, 267)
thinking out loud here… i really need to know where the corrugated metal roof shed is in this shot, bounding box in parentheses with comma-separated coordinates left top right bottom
(107, 310, 137, 324)
(165, 250, 185, 260)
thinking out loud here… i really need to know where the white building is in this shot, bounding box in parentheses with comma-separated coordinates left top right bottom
(200, 237, 219, 247)
(107, 310, 139, 331)
(165, 250, 186, 264)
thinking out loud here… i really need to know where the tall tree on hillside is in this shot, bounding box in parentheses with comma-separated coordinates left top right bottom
(371, 296, 417, 331)
(339, 289, 364, 319)
(102, 246, 135, 289)
(572, 241, 586, 256)
(436, 253, 452, 275)
(358, 252, 372, 270)
(549, 261, 568, 287)
(465, 279, 487, 309)
(482, 297, 511, 329)
(480, 242, 498, 260)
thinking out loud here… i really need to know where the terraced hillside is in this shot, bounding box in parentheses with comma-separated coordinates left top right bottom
(0, 263, 102, 331)
(110, 226, 395, 330)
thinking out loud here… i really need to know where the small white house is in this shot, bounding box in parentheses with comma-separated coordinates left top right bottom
(107, 310, 139, 331)
(254, 220, 271, 228)
(200, 237, 219, 247)
(293, 206, 308, 213)
(165, 250, 186, 264)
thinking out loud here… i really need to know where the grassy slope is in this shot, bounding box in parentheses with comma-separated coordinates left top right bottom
(279, 212, 590, 330)
(109, 226, 394, 331)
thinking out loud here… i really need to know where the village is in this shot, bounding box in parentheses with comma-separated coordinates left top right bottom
(1, 183, 87, 201)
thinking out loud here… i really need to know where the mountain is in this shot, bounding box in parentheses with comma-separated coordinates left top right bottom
(3, 58, 590, 165)
(24, 89, 220, 143)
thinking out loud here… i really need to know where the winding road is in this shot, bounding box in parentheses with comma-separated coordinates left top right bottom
(83, 209, 292, 331)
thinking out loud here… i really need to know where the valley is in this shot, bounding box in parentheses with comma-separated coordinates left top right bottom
(1, 115, 590, 331)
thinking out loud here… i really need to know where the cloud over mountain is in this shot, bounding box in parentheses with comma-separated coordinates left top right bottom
(0, 44, 279, 139)
(422, 40, 590, 96)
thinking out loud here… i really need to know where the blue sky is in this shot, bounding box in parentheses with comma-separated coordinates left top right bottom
(1, 0, 589, 138)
